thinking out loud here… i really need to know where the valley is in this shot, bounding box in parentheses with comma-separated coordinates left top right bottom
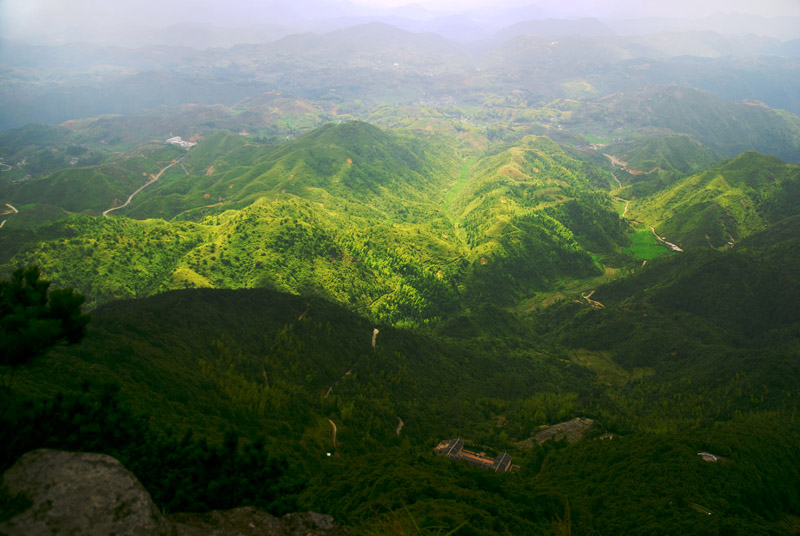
(1, 5, 800, 535)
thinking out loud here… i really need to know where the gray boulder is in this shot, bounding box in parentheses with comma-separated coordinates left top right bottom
(0, 449, 347, 536)
(0, 448, 173, 536)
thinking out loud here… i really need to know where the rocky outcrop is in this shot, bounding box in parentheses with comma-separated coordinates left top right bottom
(1, 449, 347, 536)
(0, 449, 173, 536)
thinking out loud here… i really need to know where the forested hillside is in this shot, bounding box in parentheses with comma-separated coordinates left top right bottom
(4, 253, 800, 534)
(0, 122, 633, 321)
(628, 152, 800, 248)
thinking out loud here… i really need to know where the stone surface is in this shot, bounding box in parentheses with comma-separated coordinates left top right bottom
(0, 448, 173, 536)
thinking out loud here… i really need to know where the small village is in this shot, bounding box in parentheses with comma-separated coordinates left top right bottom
(166, 136, 197, 149)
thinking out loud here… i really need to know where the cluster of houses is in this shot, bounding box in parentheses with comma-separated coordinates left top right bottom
(166, 136, 196, 149)
(434, 438, 516, 473)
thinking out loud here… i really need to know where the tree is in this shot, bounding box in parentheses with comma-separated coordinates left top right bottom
(0, 266, 90, 368)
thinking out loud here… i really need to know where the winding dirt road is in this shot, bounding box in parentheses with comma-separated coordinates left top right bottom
(0, 204, 18, 230)
(103, 158, 182, 217)
(650, 226, 683, 252)
(329, 419, 338, 447)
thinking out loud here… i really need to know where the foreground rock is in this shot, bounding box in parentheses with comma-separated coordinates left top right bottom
(0, 449, 173, 536)
(1, 449, 346, 536)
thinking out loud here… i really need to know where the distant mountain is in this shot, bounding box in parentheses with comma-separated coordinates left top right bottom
(262, 22, 467, 66)
(0, 70, 272, 132)
(494, 18, 615, 42)
(608, 14, 800, 41)
(594, 86, 800, 163)
(769, 38, 800, 57)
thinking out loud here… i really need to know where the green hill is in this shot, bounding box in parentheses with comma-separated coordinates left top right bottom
(448, 135, 627, 304)
(612, 133, 716, 176)
(2, 122, 634, 322)
(119, 122, 459, 221)
(628, 152, 800, 249)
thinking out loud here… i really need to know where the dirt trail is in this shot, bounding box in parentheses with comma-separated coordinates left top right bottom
(581, 290, 605, 309)
(396, 417, 405, 436)
(650, 226, 683, 252)
(324, 369, 352, 399)
(604, 153, 627, 169)
(615, 197, 629, 218)
(605, 154, 662, 175)
(611, 173, 622, 189)
(5, 203, 18, 214)
(328, 419, 337, 447)
(103, 158, 182, 217)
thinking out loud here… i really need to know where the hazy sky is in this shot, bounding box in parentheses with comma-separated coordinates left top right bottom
(360, 0, 800, 16)
(2, 0, 799, 45)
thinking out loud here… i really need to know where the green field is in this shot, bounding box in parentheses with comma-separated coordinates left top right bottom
(625, 225, 672, 260)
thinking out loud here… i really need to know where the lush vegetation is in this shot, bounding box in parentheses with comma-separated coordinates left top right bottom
(1, 122, 636, 323)
(2, 249, 799, 533)
(628, 152, 800, 249)
(2, 27, 800, 534)
(0, 266, 88, 369)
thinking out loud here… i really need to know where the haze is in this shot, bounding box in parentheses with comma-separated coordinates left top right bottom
(2, 0, 800, 48)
